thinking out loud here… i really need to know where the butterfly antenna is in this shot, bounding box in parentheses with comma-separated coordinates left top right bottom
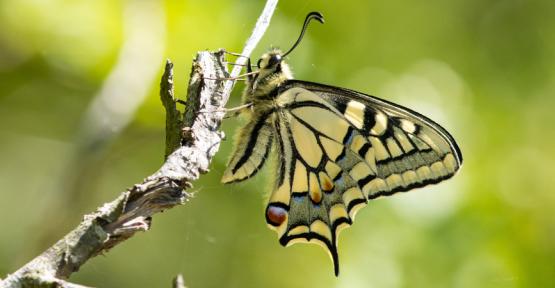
(282, 11, 324, 57)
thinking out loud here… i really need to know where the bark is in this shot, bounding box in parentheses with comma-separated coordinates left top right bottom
(0, 0, 278, 287)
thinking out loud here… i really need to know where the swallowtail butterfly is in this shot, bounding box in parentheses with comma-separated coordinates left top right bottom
(221, 12, 462, 276)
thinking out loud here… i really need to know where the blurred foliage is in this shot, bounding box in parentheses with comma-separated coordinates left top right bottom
(1, 0, 554, 287)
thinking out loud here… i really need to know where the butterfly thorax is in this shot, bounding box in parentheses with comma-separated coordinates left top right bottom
(242, 50, 293, 112)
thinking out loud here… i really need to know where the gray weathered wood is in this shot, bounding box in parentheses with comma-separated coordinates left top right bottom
(1, 51, 225, 288)
(0, 0, 278, 286)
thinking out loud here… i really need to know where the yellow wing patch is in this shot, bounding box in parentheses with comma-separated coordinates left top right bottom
(344, 100, 366, 129)
(291, 106, 351, 143)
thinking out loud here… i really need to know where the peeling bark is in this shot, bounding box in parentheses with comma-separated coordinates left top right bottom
(1, 0, 278, 287)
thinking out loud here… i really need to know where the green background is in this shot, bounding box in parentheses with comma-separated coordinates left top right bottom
(1, 0, 554, 287)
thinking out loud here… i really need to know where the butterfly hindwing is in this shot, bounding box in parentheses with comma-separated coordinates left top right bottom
(263, 81, 462, 275)
(267, 105, 354, 276)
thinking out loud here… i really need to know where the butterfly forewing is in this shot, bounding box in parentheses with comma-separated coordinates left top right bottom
(282, 80, 462, 192)
(221, 114, 274, 184)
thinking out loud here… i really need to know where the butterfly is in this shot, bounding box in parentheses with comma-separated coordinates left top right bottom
(221, 12, 462, 276)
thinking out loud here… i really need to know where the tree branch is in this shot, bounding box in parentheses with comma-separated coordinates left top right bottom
(1, 1, 278, 287)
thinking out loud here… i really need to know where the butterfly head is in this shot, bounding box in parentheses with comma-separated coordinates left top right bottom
(257, 50, 283, 71)
(254, 49, 292, 83)
(250, 12, 324, 93)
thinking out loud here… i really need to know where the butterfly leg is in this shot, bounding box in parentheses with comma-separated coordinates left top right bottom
(245, 57, 257, 93)
(224, 51, 249, 58)
(224, 62, 256, 68)
(204, 71, 259, 81)
(194, 102, 253, 118)
(224, 102, 253, 119)
(223, 51, 256, 68)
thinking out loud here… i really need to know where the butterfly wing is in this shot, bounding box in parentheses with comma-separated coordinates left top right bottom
(265, 80, 462, 275)
(221, 114, 274, 184)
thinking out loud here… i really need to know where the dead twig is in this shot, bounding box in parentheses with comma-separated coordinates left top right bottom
(0, 0, 278, 287)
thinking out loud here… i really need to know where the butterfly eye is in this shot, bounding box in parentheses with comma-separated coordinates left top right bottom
(268, 54, 282, 67)
(257, 58, 262, 69)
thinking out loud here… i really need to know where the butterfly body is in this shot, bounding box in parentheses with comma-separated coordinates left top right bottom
(221, 12, 462, 276)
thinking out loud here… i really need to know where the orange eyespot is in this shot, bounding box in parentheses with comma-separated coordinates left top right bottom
(319, 173, 334, 192)
(322, 179, 334, 192)
(309, 189, 322, 204)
